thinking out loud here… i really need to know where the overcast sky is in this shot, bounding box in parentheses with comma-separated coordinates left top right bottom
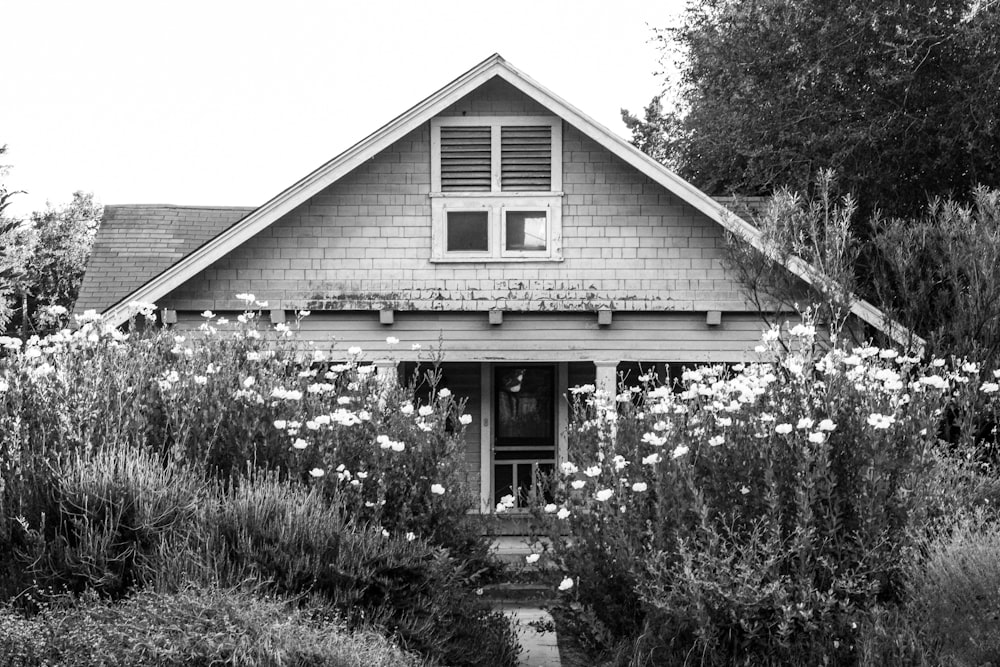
(1, 1, 685, 217)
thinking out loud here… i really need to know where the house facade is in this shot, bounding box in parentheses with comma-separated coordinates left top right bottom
(75, 55, 908, 512)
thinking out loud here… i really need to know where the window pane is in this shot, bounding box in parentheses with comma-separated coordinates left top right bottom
(495, 366, 555, 445)
(446, 211, 488, 252)
(505, 211, 547, 251)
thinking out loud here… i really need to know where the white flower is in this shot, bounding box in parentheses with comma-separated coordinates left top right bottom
(613, 455, 628, 471)
(556, 507, 571, 520)
(643, 452, 664, 465)
(740, 485, 750, 495)
(570, 480, 586, 490)
(418, 405, 433, 417)
(390, 441, 406, 452)
(406, 532, 416, 542)
(356, 471, 368, 479)
(796, 417, 814, 430)
(642, 432, 667, 447)
(525, 553, 540, 564)
(242, 376, 255, 388)
(236, 292, 256, 303)
(561, 462, 579, 475)
(818, 419, 837, 431)
(670, 446, 688, 459)
(430, 483, 446, 495)
(386, 336, 400, 345)
(808, 432, 826, 444)
(347, 346, 362, 356)
(558, 577, 574, 591)
(708, 435, 724, 447)
(309, 468, 325, 478)
(400, 403, 414, 416)
(544, 503, 558, 513)
(867, 413, 895, 429)
(292, 438, 308, 449)
(583, 465, 601, 478)
(632, 482, 648, 492)
(595, 488, 614, 502)
(381, 528, 390, 538)
(193, 375, 208, 386)
(789, 323, 816, 338)
(775, 423, 793, 435)
(438, 388, 452, 398)
(0, 380, 8, 393)
(459, 414, 473, 425)
(982, 382, 1000, 394)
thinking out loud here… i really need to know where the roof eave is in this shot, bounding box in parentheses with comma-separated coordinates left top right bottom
(101, 54, 922, 350)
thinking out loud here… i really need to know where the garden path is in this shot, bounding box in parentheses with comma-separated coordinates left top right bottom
(499, 603, 562, 667)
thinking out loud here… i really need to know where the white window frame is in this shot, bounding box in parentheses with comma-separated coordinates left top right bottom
(430, 115, 563, 263)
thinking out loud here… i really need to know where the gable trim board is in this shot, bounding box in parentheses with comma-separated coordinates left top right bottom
(93, 53, 919, 349)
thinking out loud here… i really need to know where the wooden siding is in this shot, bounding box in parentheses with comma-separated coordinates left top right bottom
(173, 310, 770, 363)
(161, 82, 753, 315)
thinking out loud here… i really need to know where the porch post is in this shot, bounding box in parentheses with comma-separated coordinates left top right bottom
(593, 360, 619, 401)
(373, 359, 398, 387)
(594, 360, 619, 440)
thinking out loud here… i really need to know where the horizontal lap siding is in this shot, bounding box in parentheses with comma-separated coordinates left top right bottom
(174, 311, 770, 363)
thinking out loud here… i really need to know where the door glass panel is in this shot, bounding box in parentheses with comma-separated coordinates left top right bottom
(495, 367, 554, 445)
(494, 464, 514, 507)
(494, 365, 556, 509)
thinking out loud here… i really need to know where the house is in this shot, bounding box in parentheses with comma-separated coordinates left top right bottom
(75, 54, 912, 513)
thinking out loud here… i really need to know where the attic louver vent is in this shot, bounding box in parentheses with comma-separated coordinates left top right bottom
(440, 126, 492, 192)
(501, 126, 552, 191)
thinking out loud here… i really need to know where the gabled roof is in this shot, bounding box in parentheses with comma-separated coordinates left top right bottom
(91, 54, 920, 349)
(74, 205, 254, 314)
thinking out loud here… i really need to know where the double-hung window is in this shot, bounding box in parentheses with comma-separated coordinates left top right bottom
(430, 116, 563, 262)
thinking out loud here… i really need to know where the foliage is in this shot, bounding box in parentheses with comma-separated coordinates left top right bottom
(0, 586, 424, 667)
(871, 187, 1000, 368)
(904, 509, 1000, 666)
(529, 323, 999, 664)
(626, 0, 1000, 218)
(0, 303, 517, 666)
(725, 171, 861, 340)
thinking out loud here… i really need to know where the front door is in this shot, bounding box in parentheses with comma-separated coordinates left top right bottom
(493, 364, 556, 509)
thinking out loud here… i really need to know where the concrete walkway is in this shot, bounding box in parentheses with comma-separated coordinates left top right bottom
(499, 603, 562, 667)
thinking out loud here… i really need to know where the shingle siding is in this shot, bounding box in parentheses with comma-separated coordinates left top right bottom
(159, 85, 750, 314)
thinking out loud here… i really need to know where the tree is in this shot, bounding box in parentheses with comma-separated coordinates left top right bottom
(0, 145, 32, 333)
(626, 0, 1000, 218)
(871, 187, 1000, 365)
(15, 192, 102, 334)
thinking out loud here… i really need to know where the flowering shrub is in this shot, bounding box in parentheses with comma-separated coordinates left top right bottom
(0, 299, 516, 665)
(531, 323, 1000, 664)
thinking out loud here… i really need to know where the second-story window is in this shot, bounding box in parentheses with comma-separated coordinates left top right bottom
(430, 116, 563, 262)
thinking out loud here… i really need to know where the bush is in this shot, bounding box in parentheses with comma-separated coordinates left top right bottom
(529, 323, 990, 664)
(907, 510, 1000, 666)
(0, 585, 423, 666)
(0, 303, 516, 665)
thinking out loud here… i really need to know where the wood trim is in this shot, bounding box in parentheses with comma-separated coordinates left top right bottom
(557, 362, 568, 467)
(479, 362, 492, 513)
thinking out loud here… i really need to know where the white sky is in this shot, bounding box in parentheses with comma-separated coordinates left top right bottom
(1, 1, 684, 217)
